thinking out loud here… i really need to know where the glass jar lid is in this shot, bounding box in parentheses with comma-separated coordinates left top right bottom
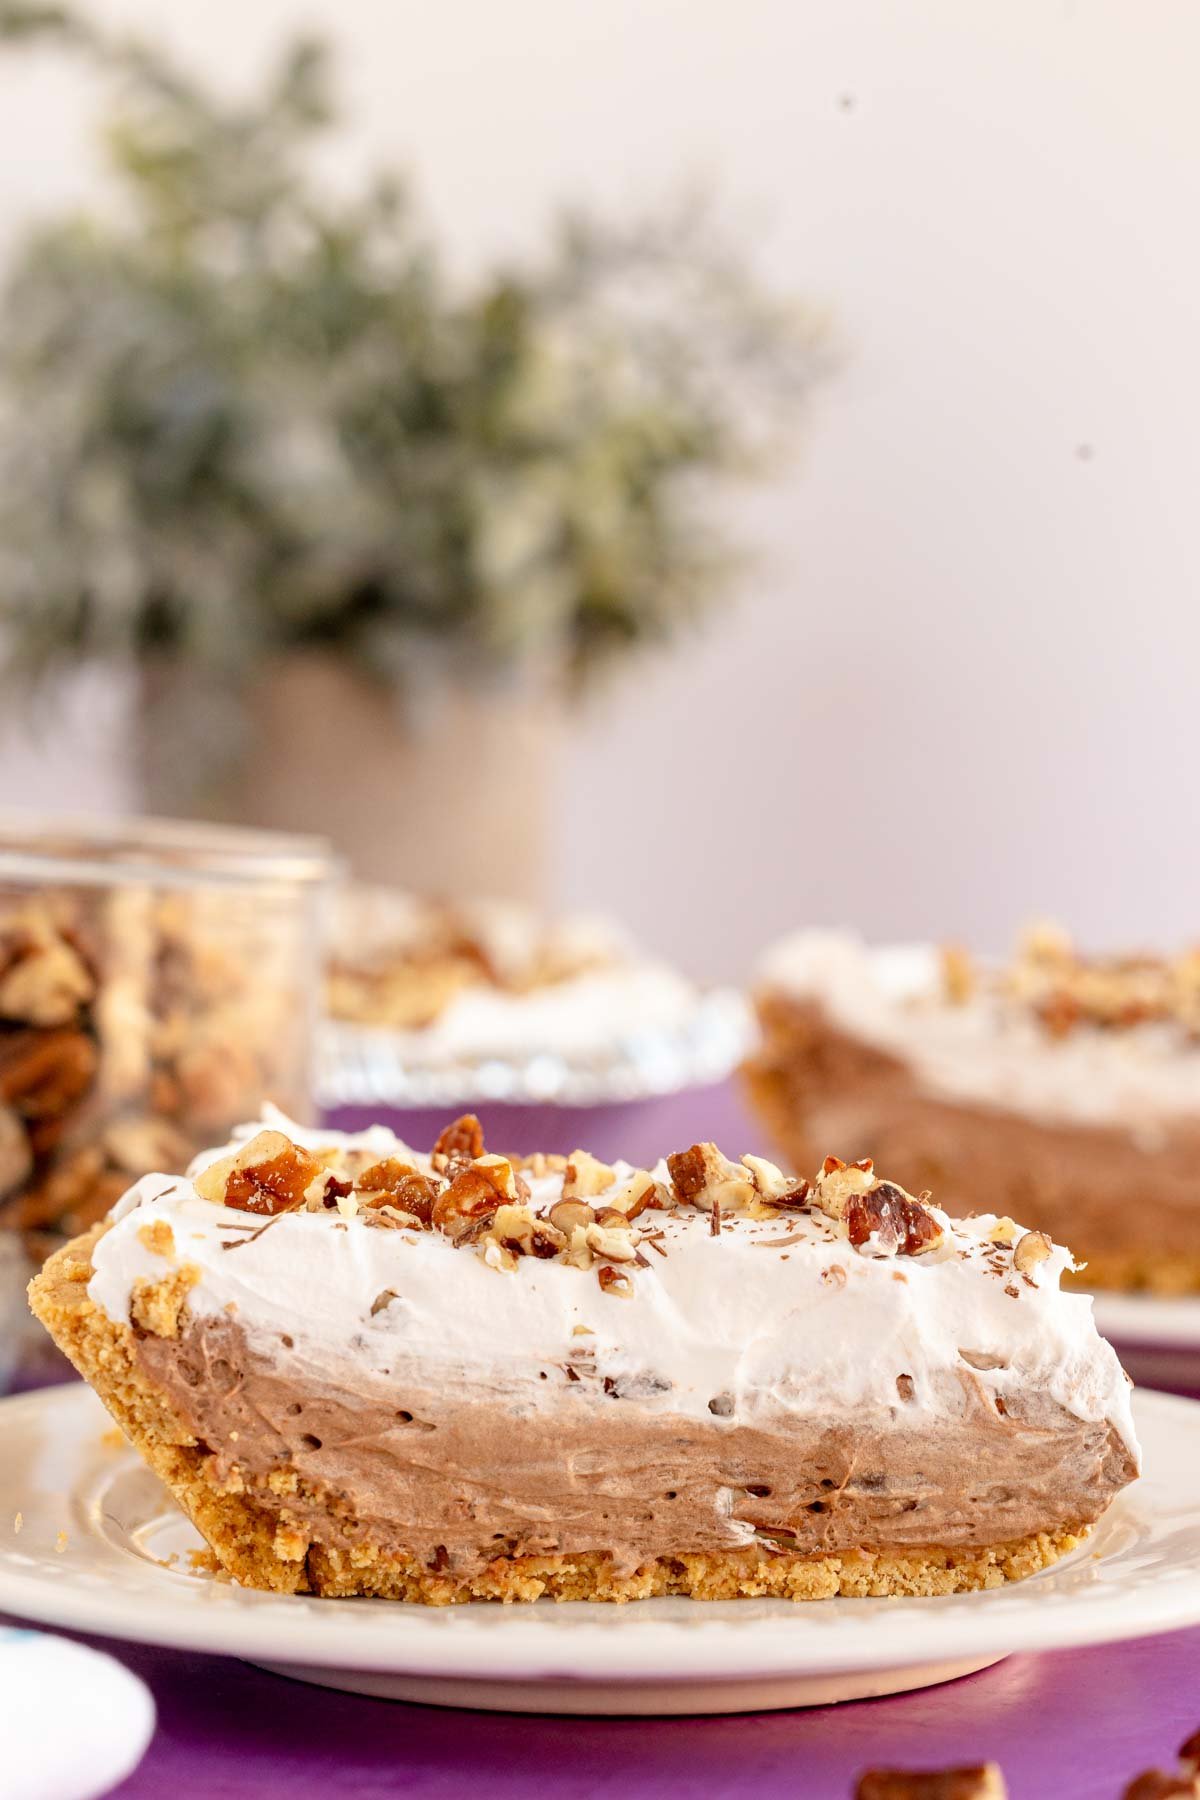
(0, 813, 336, 891)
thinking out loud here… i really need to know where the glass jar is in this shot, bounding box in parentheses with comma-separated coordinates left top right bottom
(0, 816, 333, 1276)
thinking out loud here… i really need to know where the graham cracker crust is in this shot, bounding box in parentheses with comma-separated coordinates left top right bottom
(29, 1225, 1089, 1606)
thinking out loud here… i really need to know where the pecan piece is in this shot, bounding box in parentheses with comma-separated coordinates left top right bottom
(939, 943, 976, 1005)
(0, 1028, 98, 1120)
(810, 1154, 877, 1221)
(1121, 1776, 1200, 1799)
(666, 1142, 754, 1212)
(548, 1197, 596, 1235)
(432, 1114, 485, 1164)
(488, 1203, 567, 1260)
(856, 1766, 1006, 1799)
(194, 1130, 325, 1216)
(585, 1222, 638, 1263)
(667, 1143, 715, 1205)
(1012, 1229, 1052, 1275)
(562, 1150, 617, 1201)
(845, 1182, 944, 1257)
(354, 1158, 438, 1225)
(431, 1166, 502, 1241)
(473, 1153, 529, 1203)
(743, 1154, 810, 1208)
(1034, 989, 1082, 1038)
(603, 1169, 660, 1220)
(0, 926, 94, 1026)
(597, 1265, 633, 1298)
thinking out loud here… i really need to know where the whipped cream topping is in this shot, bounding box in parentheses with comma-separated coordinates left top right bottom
(757, 930, 1200, 1131)
(88, 1112, 1139, 1465)
(363, 961, 702, 1066)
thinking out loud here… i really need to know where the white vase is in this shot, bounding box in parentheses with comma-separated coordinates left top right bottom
(135, 653, 562, 902)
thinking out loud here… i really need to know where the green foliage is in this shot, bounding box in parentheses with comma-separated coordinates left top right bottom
(0, 4, 824, 695)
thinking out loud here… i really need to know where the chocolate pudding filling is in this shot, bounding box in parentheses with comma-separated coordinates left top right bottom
(136, 1310, 1135, 1578)
(748, 992, 1200, 1291)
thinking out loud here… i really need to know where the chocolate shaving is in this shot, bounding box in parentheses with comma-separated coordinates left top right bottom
(753, 1231, 807, 1249)
(220, 1213, 288, 1253)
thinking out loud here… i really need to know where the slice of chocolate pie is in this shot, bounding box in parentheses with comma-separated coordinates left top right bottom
(29, 1110, 1138, 1604)
(747, 926, 1200, 1294)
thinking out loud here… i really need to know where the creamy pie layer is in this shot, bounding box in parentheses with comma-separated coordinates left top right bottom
(750, 931, 1200, 1290)
(31, 1110, 1138, 1598)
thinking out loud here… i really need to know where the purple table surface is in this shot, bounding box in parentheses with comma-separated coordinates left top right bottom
(78, 1625, 1200, 1800)
(14, 1080, 1200, 1799)
(322, 1077, 761, 1172)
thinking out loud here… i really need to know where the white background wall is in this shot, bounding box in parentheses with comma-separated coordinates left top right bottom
(0, 1, 1196, 977)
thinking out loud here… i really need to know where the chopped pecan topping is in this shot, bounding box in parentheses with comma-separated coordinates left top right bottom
(431, 1166, 502, 1241)
(432, 1113, 484, 1164)
(856, 1766, 1006, 1799)
(597, 1264, 633, 1298)
(488, 1203, 567, 1260)
(667, 1143, 715, 1205)
(743, 1154, 810, 1207)
(939, 943, 976, 1006)
(194, 1129, 327, 1216)
(966, 920, 1200, 1039)
(518, 1151, 569, 1178)
(562, 1150, 617, 1200)
(666, 1141, 755, 1212)
(1012, 1229, 1052, 1275)
(845, 1181, 944, 1257)
(354, 1159, 438, 1224)
(1121, 1775, 1200, 1800)
(603, 1168, 660, 1220)
(548, 1197, 596, 1235)
(810, 1155, 877, 1222)
(585, 1222, 638, 1263)
(185, 1117, 1004, 1302)
(473, 1153, 530, 1204)
(528, 1220, 568, 1259)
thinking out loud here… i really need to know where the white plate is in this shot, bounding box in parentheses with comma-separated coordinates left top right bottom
(317, 987, 754, 1108)
(0, 1384, 1197, 1716)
